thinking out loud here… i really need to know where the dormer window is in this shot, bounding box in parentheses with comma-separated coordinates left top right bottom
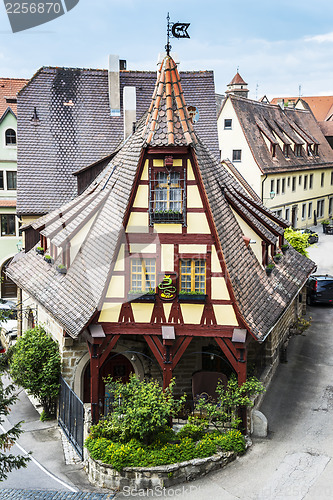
(271, 144, 276, 157)
(295, 144, 302, 157)
(313, 144, 319, 156)
(149, 166, 185, 224)
(5, 128, 16, 146)
(283, 145, 289, 158)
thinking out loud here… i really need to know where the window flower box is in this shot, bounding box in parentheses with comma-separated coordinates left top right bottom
(44, 255, 53, 264)
(36, 246, 45, 255)
(281, 244, 289, 254)
(127, 291, 156, 303)
(265, 264, 275, 276)
(178, 292, 207, 303)
(273, 253, 283, 263)
(56, 265, 67, 274)
(152, 211, 183, 223)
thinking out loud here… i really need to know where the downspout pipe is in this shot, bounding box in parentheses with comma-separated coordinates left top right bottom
(261, 174, 268, 202)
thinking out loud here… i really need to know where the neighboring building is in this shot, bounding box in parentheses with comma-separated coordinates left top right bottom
(271, 96, 333, 149)
(8, 54, 314, 448)
(225, 71, 249, 99)
(218, 94, 333, 228)
(16, 59, 219, 242)
(0, 78, 28, 298)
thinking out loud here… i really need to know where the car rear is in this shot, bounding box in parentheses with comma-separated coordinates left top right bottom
(307, 275, 333, 304)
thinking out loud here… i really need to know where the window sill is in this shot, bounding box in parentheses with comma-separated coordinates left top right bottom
(127, 293, 156, 303)
(151, 212, 183, 224)
(178, 294, 207, 303)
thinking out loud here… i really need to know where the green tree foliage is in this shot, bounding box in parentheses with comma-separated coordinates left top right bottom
(101, 374, 186, 445)
(195, 374, 265, 431)
(284, 227, 311, 257)
(0, 376, 30, 481)
(9, 326, 61, 418)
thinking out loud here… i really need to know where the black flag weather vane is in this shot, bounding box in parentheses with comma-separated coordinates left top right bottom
(166, 13, 190, 55)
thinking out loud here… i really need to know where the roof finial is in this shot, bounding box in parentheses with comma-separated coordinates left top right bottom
(166, 12, 172, 56)
(237, 65, 239, 73)
(165, 13, 191, 56)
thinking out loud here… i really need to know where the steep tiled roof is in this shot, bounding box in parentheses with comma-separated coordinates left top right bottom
(271, 96, 333, 122)
(0, 199, 16, 207)
(229, 95, 333, 173)
(228, 72, 247, 86)
(142, 56, 196, 146)
(0, 77, 28, 117)
(17, 66, 219, 216)
(8, 58, 315, 341)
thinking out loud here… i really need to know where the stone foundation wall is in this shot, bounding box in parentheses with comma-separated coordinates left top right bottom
(86, 449, 237, 491)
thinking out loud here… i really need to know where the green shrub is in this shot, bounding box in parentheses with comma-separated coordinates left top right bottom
(284, 227, 311, 257)
(176, 423, 205, 441)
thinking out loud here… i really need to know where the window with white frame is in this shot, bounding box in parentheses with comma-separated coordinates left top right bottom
(309, 173, 313, 189)
(232, 149, 242, 162)
(317, 199, 325, 219)
(0, 171, 3, 190)
(6, 171, 16, 190)
(285, 207, 290, 221)
(281, 178, 285, 194)
(292, 176, 296, 192)
(130, 258, 156, 292)
(5, 128, 16, 146)
(304, 175, 308, 190)
(224, 119, 232, 129)
(308, 202, 312, 219)
(302, 203, 306, 220)
(1, 214, 16, 236)
(321, 172, 325, 187)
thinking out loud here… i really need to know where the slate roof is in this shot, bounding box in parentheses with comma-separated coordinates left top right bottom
(17, 66, 219, 216)
(0, 77, 28, 117)
(271, 96, 333, 122)
(227, 95, 333, 173)
(8, 57, 315, 342)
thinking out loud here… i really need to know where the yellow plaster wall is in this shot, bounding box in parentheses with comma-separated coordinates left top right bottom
(187, 160, 195, 181)
(211, 277, 230, 300)
(231, 209, 263, 264)
(154, 224, 182, 234)
(178, 244, 207, 254)
(180, 304, 205, 324)
(99, 302, 122, 322)
(106, 275, 125, 298)
(153, 159, 164, 167)
(114, 244, 125, 271)
(126, 212, 149, 233)
(187, 213, 210, 234)
(133, 185, 148, 208)
(187, 185, 203, 208)
(211, 246, 222, 273)
(131, 303, 155, 323)
(161, 244, 174, 271)
(213, 304, 238, 326)
(163, 303, 172, 322)
(70, 214, 97, 264)
(141, 160, 149, 180)
(130, 243, 156, 254)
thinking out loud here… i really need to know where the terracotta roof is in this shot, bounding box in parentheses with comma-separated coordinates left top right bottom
(17, 67, 219, 216)
(0, 199, 16, 207)
(228, 72, 247, 86)
(142, 56, 196, 146)
(229, 95, 333, 173)
(271, 96, 333, 122)
(0, 78, 28, 117)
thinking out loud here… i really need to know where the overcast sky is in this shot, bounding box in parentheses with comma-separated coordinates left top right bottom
(1, 0, 333, 99)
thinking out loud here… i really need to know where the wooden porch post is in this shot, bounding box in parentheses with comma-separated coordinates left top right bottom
(90, 349, 100, 425)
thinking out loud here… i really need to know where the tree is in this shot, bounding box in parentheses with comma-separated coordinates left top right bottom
(284, 227, 311, 257)
(9, 326, 61, 419)
(0, 376, 30, 481)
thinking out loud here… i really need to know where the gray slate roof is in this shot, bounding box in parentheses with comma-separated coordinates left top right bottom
(17, 67, 219, 216)
(225, 95, 333, 174)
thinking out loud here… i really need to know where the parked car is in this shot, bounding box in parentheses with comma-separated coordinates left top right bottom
(306, 275, 333, 305)
(300, 229, 319, 245)
(0, 340, 5, 354)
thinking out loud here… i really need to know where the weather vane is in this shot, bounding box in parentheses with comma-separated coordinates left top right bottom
(166, 13, 190, 56)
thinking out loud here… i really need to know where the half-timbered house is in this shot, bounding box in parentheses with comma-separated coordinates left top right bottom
(8, 54, 315, 434)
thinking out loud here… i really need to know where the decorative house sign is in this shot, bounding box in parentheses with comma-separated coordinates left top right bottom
(158, 273, 177, 301)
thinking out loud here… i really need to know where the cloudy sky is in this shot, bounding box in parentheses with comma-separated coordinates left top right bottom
(1, 0, 333, 99)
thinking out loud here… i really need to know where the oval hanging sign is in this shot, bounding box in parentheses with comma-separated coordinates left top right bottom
(158, 273, 177, 301)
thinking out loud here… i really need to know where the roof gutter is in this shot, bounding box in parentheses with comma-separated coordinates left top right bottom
(261, 173, 267, 202)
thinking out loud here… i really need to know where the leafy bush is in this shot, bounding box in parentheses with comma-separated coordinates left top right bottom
(284, 227, 311, 257)
(101, 375, 185, 445)
(176, 422, 205, 441)
(85, 429, 245, 471)
(9, 325, 61, 419)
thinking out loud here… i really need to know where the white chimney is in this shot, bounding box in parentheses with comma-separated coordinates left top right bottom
(123, 86, 136, 139)
(108, 54, 120, 116)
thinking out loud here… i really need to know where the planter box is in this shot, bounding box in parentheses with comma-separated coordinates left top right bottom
(56, 266, 67, 274)
(36, 248, 44, 255)
(266, 267, 275, 276)
(273, 256, 282, 263)
(128, 293, 156, 303)
(152, 212, 183, 223)
(178, 294, 207, 303)
(44, 257, 54, 264)
(86, 448, 239, 491)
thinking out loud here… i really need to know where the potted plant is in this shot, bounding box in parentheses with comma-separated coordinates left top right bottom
(56, 264, 67, 274)
(127, 289, 156, 302)
(36, 246, 45, 256)
(321, 219, 330, 234)
(281, 244, 289, 254)
(44, 255, 53, 264)
(273, 253, 283, 263)
(178, 291, 207, 303)
(265, 263, 275, 276)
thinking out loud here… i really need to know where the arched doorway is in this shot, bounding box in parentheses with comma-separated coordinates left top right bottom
(1, 258, 17, 298)
(83, 353, 134, 405)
